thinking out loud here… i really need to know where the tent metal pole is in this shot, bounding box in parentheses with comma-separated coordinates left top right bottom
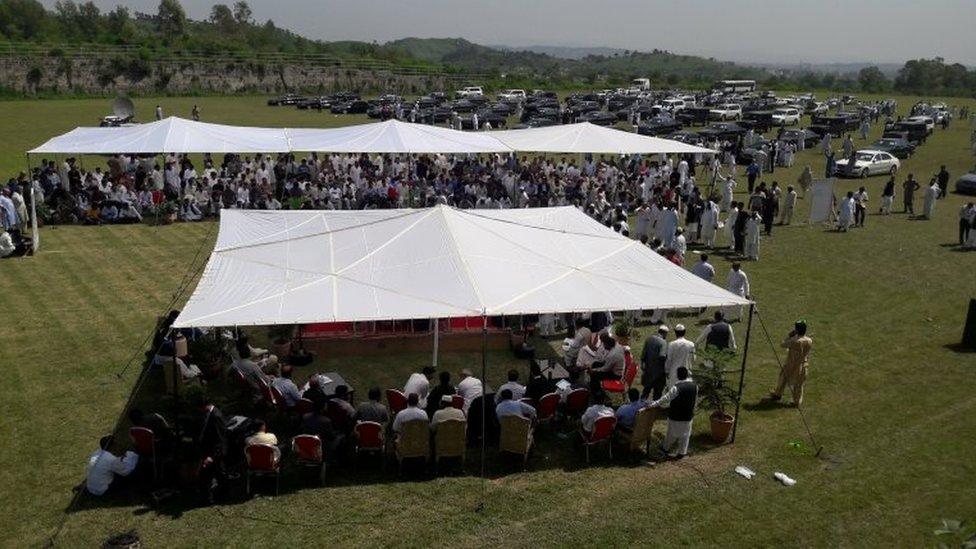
(432, 318, 439, 367)
(730, 303, 754, 443)
(479, 313, 488, 507)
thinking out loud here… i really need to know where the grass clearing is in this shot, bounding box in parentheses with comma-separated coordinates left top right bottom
(0, 93, 975, 547)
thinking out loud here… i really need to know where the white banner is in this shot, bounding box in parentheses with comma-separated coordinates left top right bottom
(809, 178, 836, 224)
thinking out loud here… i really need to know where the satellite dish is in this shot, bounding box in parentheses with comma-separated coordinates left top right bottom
(112, 96, 135, 120)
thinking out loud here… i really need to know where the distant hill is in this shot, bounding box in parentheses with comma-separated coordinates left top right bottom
(490, 45, 628, 60)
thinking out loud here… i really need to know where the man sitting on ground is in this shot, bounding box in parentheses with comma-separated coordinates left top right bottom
(615, 388, 648, 432)
(650, 366, 698, 459)
(85, 435, 138, 496)
(271, 364, 302, 408)
(355, 387, 390, 427)
(404, 366, 435, 409)
(495, 389, 537, 423)
(430, 394, 466, 433)
(496, 369, 526, 403)
(392, 393, 429, 435)
(581, 395, 615, 435)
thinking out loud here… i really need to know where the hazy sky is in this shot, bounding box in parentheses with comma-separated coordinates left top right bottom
(43, 0, 976, 65)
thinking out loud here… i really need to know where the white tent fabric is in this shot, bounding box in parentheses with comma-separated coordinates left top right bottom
(172, 205, 749, 328)
(287, 119, 510, 153)
(29, 117, 291, 154)
(491, 122, 716, 155)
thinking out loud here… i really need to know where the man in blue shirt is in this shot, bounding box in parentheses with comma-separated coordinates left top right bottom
(615, 388, 647, 431)
(495, 389, 537, 423)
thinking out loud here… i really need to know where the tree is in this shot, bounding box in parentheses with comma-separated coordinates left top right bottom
(105, 5, 133, 40)
(233, 1, 252, 25)
(857, 66, 889, 93)
(209, 3, 235, 32)
(0, 0, 48, 39)
(157, 0, 186, 36)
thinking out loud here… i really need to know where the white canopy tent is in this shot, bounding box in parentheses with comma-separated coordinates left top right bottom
(29, 117, 291, 154)
(287, 119, 510, 154)
(172, 205, 749, 328)
(491, 122, 716, 155)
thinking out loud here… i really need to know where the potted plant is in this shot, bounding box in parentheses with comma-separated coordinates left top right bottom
(612, 317, 638, 347)
(267, 324, 295, 358)
(693, 347, 741, 444)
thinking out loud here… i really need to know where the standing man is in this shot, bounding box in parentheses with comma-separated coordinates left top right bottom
(922, 178, 939, 220)
(903, 173, 920, 215)
(937, 165, 950, 199)
(744, 211, 762, 260)
(880, 177, 895, 215)
(696, 311, 736, 351)
(664, 324, 695, 390)
(746, 160, 760, 194)
(155, 104, 163, 120)
(853, 186, 869, 227)
(690, 253, 715, 283)
(960, 202, 976, 246)
(726, 262, 750, 322)
(649, 366, 698, 459)
(639, 325, 669, 400)
(780, 185, 797, 225)
(769, 320, 813, 407)
(192, 105, 201, 121)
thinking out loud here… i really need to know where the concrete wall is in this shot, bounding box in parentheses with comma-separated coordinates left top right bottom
(2, 55, 461, 95)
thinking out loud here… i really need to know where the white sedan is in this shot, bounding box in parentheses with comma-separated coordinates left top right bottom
(772, 107, 801, 126)
(834, 150, 901, 178)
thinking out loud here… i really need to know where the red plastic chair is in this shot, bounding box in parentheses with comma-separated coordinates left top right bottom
(230, 367, 247, 389)
(386, 389, 408, 415)
(564, 388, 591, 420)
(581, 415, 617, 463)
(129, 426, 158, 480)
(601, 351, 638, 395)
(451, 394, 464, 410)
(244, 443, 281, 495)
(297, 398, 315, 415)
(354, 421, 386, 457)
(270, 385, 290, 413)
(291, 434, 325, 485)
(536, 393, 560, 424)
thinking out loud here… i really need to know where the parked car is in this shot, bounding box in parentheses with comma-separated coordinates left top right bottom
(330, 100, 369, 114)
(804, 102, 828, 115)
(810, 113, 859, 137)
(777, 128, 820, 149)
(497, 89, 526, 102)
(698, 122, 748, 141)
(955, 173, 976, 195)
(772, 107, 802, 126)
(637, 115, 683, 136)
(834, 150, 900, 178)
(906, 116, 935, 134)
(660, 98, 686, 113)
(870, 136, 916, 159)
(676, 107, 712, 126)
(886, 121, 929, 144)
(267, 93, 304, 106)
(456, 86, 484, 98)
(709, 103, 742, 121)
(516, 117, 560, 129)
(579, 110, 617, 126)
(665, 131, 706, 145)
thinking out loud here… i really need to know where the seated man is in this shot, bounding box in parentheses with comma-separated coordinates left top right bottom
(590, 332, 625, 384)
(186, 386, 227, 504)
(244, 419, 280, 460)
(524, 360, 556, 403)
(425, 371, 456, 417)
(327, 385, 357, 436)
(175, 356, 204, 384)
(392, 393, 429, 436)
(302, 376, 329, 410)
(231, 348, 266, 392)
(649, 366, 698, 459)
(85, 435, 138, 496)
(456, 369, 484, 413)
(270, 364, 302, 408)
(496, 369, 526, 403)
(556, 369, 588, 402)
(355, 387, 390, 427)
(404, 366, 435, 409)
(495, 389, 537, 423)
(580, 395, 615, 435)
(128, 408, 175, 456)
(430, 394, 466, 433)
(615, 388, 648, 432)
(302, 400, 338, 454)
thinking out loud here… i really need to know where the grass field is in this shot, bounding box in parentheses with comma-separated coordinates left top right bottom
(1, 93, 975, 548)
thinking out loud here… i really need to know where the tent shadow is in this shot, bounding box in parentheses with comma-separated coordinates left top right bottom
(742, 399, 793, 412)
(942, 342, 976, 354)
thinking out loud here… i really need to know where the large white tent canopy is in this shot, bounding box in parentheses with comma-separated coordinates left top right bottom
(29, 117, 292, 154)
(172, 205, 748, 328)
(490, 122, 716, 155)
(287, 119, 510, 153)
(30, 118, 716, 156)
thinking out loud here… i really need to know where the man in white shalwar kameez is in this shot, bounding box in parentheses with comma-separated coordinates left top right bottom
(700, 200, 719, 247)
(725, 204, 739, 249)
(922, 181, 939, 219)
(780, 185, 797, 225)
(837, 191, 855, 231)
(725, 263, 750, 321)
(721, 177, 736, 212)
(657, 205, 679, 249)
(744, 212, 762, 260)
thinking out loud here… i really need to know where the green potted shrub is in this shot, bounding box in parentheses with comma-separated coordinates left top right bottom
(187, 333, 225, 378)
(693, 347, 741, 443)
(612, 317, 638, 346)
(267, 324, 295, 358)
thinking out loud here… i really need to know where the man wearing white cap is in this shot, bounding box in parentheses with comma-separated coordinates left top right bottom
(430, 395, 465, 433)
(664, 324, 696, 389)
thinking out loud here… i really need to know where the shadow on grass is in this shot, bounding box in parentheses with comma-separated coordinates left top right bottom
(943, 342, 976, 354)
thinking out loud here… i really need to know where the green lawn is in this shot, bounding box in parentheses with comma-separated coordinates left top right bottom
(1, 93, 975, 548)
